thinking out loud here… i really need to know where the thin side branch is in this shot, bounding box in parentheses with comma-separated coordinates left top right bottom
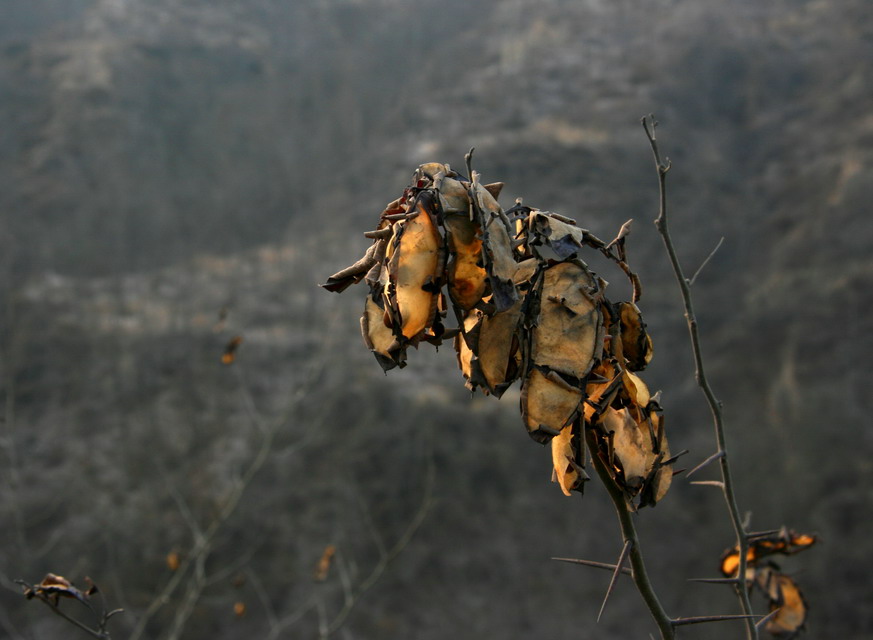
(642, 114, 758, 640)
(671, 614, 758, 627)
(597, 539, 633, 622)
(688, 237, 725, 286)
(552, 557, 633, 575)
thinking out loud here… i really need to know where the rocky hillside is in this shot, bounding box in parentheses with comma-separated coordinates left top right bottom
(2, 0, 872, 638)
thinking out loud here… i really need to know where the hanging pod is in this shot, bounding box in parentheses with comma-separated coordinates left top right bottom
(384, 191, 444, 342)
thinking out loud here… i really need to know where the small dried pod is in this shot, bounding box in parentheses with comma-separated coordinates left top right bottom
(756, 567, 809, 639)
(444, 213, 487, 311)
(551, 421, 587, 496)
(361, 294, 404, 371)
(594, 401, 672, 505)
(617, 301, 653, 371)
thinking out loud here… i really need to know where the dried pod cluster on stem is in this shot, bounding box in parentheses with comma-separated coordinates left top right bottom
(720, 528, 817, 638)
(322, 160, 673, 506)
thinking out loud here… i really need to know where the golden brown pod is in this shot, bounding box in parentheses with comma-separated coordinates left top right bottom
(531, 262, 603, 381)
(454, 299, 523, 396)
(444, 213, 487, 311)
(551, 422, 585, 496)
(757, 569, 808, 638)
(386, 194, 443, 340)
(617, 301, 653, 371)
(361, 295, 402, 371)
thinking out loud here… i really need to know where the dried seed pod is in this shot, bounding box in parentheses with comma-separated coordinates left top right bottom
(361, 295, 403, 371)
(582, 360, 623, 424)
(385, 193, 443, 341)
(455, 298, 524, 396)
(551, 422, 586, 496)
(470, 177, 518, 312)
(756, 568, 808, 638)
(444, 213, 487, 311)
(521, 367, 583, 444)
(617, 302, 653, 371)
(592, 394, 671, 505)
(530, 261, 603, 381)
(720, 529, 818, 578)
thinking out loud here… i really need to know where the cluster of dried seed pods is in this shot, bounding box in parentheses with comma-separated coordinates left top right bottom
(720, 529, 816, 638)
(322, 161, 673, 506)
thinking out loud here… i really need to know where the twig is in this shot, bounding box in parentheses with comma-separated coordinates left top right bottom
(585, 430, 674, 639)
(688, 237, 724, 286)
(320, 443, 435, 638)
(690, 480, 726, 488)
(754, 607, 782, 630)
(15, 580, 121, 639)
(642, 114, 758, 640)
(552, 557, 632, 575)
(687, 577, 742, 585)
(685, 450, 725, 478)
(671, 614, 758, 627)
(129, 361, 319, 640)
(597, 539, 633, 622)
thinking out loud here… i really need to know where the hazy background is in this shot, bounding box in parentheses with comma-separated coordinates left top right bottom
(2, 0, 872, 638)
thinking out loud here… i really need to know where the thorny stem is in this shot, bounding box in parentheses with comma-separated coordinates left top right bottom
(642, 114, 758, 640)
(585, 430, 675, 640)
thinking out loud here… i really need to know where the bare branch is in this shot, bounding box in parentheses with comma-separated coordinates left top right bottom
(15, 579, 120, 640)
(321, 443, 436, 639)
(642, 114, 758, 640)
